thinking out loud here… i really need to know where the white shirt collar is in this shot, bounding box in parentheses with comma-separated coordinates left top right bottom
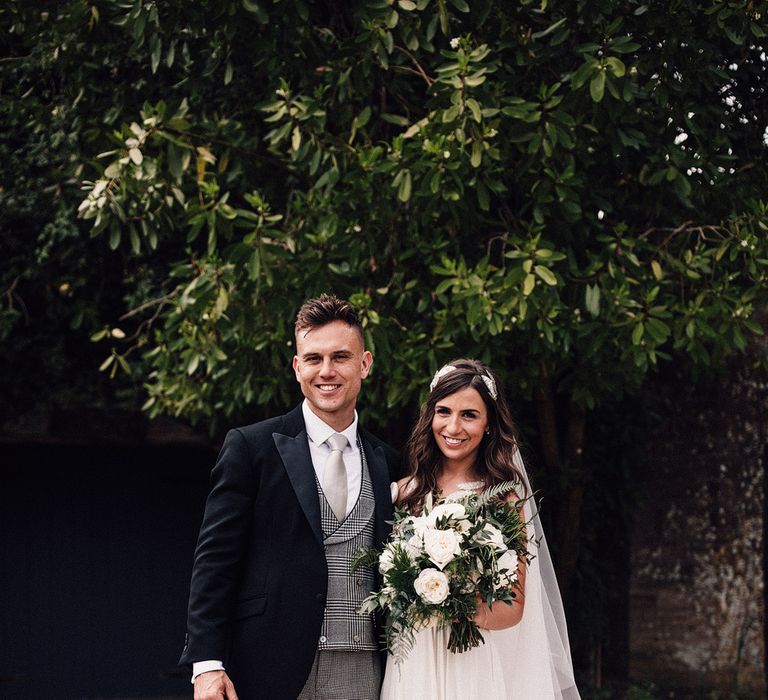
(302, 400, 358, 448)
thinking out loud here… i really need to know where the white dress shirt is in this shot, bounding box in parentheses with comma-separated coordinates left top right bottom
(301, 399, 362, 515)
(192, 401, 362, 682)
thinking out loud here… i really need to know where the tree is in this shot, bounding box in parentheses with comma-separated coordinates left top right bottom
(3, 0, 768, 666)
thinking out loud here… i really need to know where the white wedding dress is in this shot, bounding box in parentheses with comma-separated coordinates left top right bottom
(380, 468, 580, 700)
(380, 624, 512, 699)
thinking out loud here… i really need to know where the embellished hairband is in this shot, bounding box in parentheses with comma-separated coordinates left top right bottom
(428, 364, 498, 400)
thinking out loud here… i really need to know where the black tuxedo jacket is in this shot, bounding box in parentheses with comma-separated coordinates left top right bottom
(179, 405, 401, 699)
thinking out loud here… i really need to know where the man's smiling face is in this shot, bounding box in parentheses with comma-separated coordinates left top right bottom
(292, 320, 372, 431)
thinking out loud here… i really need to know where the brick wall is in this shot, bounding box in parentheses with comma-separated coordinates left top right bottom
(629, 365, 766, 695)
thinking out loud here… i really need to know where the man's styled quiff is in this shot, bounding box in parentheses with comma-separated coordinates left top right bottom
(294, 294, 364, 340)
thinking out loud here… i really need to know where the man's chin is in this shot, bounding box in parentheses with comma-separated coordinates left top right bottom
(310, 395, 343, 412)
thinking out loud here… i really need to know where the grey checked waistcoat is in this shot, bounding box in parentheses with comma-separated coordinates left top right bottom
(316, 440, 377, 651)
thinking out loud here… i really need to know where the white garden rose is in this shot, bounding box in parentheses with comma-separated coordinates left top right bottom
(413, 568, 450, 604)
(405, 534, 424, 560)
(378, 546, 396, 573)
(495, 550, 520, 590)
(456, 518, 472, 533)
(477, 523, 505, 550)
(410, 515, 429, 537)
(423, 527, 462, 569)
(425, 502, 467, 528)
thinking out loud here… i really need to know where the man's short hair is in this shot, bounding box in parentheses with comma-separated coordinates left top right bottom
(294, 294, 364, 340)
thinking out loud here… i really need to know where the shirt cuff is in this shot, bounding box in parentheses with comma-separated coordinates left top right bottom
(192, 660, 225, 683)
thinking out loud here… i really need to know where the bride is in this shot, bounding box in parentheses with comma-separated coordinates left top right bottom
(380, 359, 580, 700)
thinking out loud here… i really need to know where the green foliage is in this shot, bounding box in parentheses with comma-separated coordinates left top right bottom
(12, 0, 758, 432)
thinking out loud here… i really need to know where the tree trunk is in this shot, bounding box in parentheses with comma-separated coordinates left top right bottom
(534, 371, 588, 603)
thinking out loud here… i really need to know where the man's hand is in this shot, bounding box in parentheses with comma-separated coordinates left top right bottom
(194, 670, 238, 700)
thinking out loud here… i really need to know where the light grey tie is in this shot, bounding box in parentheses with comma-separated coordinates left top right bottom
(322, 433, 349, 521)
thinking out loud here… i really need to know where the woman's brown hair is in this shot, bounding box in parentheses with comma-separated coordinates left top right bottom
(399, 359, 526, 513)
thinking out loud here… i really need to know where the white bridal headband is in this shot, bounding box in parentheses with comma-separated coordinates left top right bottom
(428, 364, 498, 400)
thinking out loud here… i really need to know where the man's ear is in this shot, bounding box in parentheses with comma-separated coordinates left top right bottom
(360, 350, 373, 378)
(292, 355, 300, 380)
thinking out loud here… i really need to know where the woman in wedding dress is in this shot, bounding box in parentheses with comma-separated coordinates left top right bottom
(380, 359, 580, 700)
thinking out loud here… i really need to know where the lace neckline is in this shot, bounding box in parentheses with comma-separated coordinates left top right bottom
(439, 480, 485, 503)
(455, 480, 484, 491)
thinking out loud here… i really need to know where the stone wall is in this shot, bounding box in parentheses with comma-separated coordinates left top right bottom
(629, 364, 766, 695)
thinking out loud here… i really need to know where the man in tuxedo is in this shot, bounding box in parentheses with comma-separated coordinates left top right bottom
(179, 295, 400, 700)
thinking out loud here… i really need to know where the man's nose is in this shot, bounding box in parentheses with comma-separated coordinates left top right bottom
(319, 358, 336, 375)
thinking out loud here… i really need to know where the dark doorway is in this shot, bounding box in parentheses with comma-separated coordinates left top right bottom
(0, 442, 214, 699)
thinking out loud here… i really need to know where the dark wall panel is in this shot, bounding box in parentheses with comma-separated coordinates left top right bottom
(0, 443, 214, 699)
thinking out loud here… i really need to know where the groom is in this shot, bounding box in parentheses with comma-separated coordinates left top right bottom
(180, 295, 401, 700)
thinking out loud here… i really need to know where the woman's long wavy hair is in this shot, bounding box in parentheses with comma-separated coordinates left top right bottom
(399, 359, 527, 513)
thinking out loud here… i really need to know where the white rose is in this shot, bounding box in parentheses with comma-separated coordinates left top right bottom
(405, 534, 424, 560)
(379, 546, 395, 573)
(423, 527, 462, 569)
(411, 515, 429, 538)
(477, 523, 505, 550)
(456, 518, 472, 533)
(425, 502, 467, 528)
(495, 550, 520, 590)
(413, 568, 450, 604)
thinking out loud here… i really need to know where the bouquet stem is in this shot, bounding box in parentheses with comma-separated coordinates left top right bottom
(448, 619, 485, 653)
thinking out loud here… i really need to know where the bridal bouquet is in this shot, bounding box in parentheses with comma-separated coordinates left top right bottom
(353, 481, 530, 663)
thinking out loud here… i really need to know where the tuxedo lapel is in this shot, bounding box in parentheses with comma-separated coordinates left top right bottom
(362, 436, 394, 546)
(273, 426, 324, 546)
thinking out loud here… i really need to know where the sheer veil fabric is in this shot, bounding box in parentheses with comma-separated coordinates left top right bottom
(381, 449, 580, 700)
(495, 447, 581, 699)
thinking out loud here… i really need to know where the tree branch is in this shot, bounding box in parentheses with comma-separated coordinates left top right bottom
(119, 290, 178, 321)
(394, 46, 434, 86)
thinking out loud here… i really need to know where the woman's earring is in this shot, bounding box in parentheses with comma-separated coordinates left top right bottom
(484, 428, 490, 435)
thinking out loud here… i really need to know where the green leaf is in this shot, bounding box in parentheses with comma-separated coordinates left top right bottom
(585, 284, 600, 317)
(466, 98, 482, 122)
(523, 274, 536, 296)
(632, 322, 644, 345)
(590, 71, 606, 102)
(534, 265, 557, 286)
(605, 57, 626, 77)
(532, 17, 567, 41)
(397, 170, 412, 202)
(150, 33, 161, 74)
(187, 354, 200, 375)
(381, 113, 409, 126)
(470, 141, 482, 168)
(448, 0, 470, 12)
(571, 60, 597, 89)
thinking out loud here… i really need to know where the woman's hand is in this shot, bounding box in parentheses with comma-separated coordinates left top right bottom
(474, 595, 524, 630)
(474, 553, 527, 631)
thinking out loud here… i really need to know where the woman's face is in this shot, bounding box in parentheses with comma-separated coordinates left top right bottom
(431, 385, 489, 471)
